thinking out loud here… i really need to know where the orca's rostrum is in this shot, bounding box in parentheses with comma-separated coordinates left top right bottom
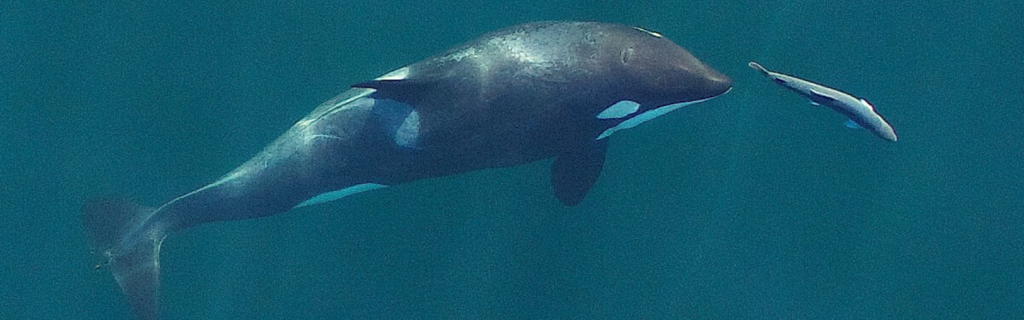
(83, 21, 731, 319)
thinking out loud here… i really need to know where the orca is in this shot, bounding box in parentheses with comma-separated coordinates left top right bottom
(83, 21, 731, 319)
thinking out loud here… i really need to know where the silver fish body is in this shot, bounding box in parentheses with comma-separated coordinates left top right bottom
(749, 61, 897, 142)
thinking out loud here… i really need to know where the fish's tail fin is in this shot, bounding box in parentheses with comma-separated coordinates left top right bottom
(82, 198, 168, 320)
(747, 61, 770, 75)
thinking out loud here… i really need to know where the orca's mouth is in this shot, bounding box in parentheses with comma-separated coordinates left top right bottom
(595, 90, 729, 140)
(691, 71, 732, 100)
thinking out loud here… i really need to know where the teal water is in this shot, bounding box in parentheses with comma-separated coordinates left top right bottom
(2, 1, 1022, 319)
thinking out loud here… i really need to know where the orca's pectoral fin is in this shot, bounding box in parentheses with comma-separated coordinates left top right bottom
(83, 199, 167, 320)
(551, 141, 608, 206)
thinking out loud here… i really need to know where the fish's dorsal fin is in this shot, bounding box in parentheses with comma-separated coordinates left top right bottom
(858, 98, 876, 110)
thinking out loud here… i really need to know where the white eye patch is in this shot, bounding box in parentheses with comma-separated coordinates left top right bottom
(596, 100, 640, 119)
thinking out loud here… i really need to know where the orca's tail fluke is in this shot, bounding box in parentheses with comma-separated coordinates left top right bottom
(82, 198, 168, 320)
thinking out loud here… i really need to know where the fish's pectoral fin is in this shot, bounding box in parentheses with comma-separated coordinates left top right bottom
(807, 88, 839, 105)
(844, 119, 864, 129)
(551, 141, 608, 206)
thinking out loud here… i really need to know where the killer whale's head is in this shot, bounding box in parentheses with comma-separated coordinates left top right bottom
(616, 26, 731, 105)
(593, 26, 732, 140)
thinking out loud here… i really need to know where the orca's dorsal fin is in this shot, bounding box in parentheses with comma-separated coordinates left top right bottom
(351, 65, 448, 103)
(551, 141, 608, 206)
(351, 78, 440, 103)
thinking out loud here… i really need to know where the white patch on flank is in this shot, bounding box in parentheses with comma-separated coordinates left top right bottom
(596, 93, 726, 140)
(596, 100, 640, 119)
(376, 67, 410, 80)
(394, 110, 420, 147)
(294, 183, 387, 208)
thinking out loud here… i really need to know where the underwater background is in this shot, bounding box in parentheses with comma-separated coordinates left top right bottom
(2, 0, 1022, 319)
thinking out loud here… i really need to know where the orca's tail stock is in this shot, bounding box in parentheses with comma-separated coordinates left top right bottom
(83, 198, 169, 320)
